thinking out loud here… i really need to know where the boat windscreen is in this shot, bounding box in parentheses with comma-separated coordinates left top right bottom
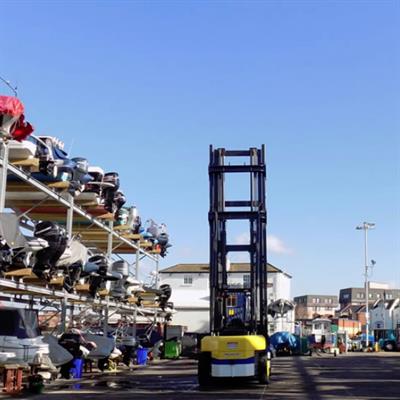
(0, 309, 41, 338)
(0, 213, 27, 248)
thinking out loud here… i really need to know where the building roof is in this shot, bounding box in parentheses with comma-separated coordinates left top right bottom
(160, 262, 287, 275)
(294, 294, 338, 300)
(338, 304, 366, 316)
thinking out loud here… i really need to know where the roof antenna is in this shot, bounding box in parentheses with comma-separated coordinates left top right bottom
(67, 138, 75, 156)
(0, 76, 18, 97)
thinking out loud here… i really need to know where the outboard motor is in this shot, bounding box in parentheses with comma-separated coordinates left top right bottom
(84, 166, 104, 195)
(33, 222, 68, 280)
(36, 136, 73, 181)
(157, 224, 169, 247)
(158, 284, 172, 309)
(102, 172, 120, 212)
(57, 238, 88, 293)
(84, 255, 122, 297)
(115, 207, 129, 226)
(69, 157, 93, 195)
(0, 237, 12, 274)
(113, 191, 126, 214)
(128, 207, 141, 234)
(146, 220, 171, 257)
(110, 260, 129, 299)
(87, 255, 109, 297)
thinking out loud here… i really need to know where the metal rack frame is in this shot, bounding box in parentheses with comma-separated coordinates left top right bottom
(0, 139, 166, 336)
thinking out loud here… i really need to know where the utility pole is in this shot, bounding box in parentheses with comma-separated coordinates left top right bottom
(356, 222, 375, 347)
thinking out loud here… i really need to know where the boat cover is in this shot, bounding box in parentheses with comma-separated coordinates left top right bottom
(269, 331, 300, 351)
(0, 308, 41, 339)
(0, 96, 24, 117)
(0, 96, 34, 140)
(12, 115, 34, 141)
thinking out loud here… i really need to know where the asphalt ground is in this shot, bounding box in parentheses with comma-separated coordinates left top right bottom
(3, 352, 400, 400)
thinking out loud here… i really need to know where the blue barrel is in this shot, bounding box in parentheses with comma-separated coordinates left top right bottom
(70, 358, 83, 378)
(137, 348, 148, 365)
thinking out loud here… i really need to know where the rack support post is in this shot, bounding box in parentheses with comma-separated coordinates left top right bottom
(0, 140, 9, 212)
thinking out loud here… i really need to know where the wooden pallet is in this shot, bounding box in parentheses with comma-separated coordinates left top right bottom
(3, 268, 35, 278)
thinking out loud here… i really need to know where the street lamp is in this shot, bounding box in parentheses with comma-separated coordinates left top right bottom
(356, 222, 375, 347)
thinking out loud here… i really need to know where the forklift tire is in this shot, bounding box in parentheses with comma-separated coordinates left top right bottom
(198, 352, 213, 387)
(257, 355, 270, 384)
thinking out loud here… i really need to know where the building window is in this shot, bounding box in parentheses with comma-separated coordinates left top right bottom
(316, 298, 320, 303)
(312, 298, 317, 304)
(226, 295, 237, 307)
(343, 294, 350, 299)
(328, 298, 332, 304)
(183, 275, 193, 285)
(243, 274, 251, 288)
(385, 293, 393, 300)
(314, 323, 321, 330)
(376, 293, 381, 298)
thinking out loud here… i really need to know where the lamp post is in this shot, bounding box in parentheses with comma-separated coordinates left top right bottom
(356, 222, 375, 347)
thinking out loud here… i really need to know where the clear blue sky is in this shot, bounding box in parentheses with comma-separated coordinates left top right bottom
(1, 0, 399, 297)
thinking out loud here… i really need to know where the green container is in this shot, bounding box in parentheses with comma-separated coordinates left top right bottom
(164, 340, 181, 359)
(300, 337, 309, 355)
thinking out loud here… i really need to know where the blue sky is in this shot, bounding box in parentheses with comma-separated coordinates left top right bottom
(1, 0, 399, 296)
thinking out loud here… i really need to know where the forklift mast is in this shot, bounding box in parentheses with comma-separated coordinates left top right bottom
(208, 146, 267, 336)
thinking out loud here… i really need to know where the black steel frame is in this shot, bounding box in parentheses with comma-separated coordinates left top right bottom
(208, 146, 267, 336)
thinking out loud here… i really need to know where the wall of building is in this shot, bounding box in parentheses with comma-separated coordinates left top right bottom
(160, 270, 294, 334)
(170, 308, 210, 333)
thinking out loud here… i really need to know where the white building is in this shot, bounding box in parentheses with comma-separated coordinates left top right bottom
(370, 298, 400, 330)
(159, 262, 294, 334)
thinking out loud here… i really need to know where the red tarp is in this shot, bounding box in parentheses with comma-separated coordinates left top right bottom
(0, 95, 34, 140)
(0, 95, 24, 117)
(13, 115, 34, 141)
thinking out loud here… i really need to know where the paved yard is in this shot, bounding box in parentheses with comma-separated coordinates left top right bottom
(3, 352, 400, 400)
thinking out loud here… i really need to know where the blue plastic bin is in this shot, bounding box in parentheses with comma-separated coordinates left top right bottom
(137, 348, 148, 365)
(70, 358, 83, 378)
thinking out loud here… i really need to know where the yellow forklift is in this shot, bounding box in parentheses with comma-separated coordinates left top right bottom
(198, 146, 271, 386)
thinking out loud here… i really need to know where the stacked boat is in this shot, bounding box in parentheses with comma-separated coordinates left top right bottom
(0, 95, 172, 298)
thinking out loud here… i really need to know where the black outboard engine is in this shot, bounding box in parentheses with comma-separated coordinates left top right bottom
(63, 261, 82, 293)
(0, 237, 12, 274)
(87, 254, 109, 297)
(33, 222, 68, 280)
(102, 172, 120, 213)
(113, 191, 126, 214)
(158, 284, 172, 309)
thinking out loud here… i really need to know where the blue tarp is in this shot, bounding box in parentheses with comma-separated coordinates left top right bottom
(269, 331, 300, 352)
(359, 334, 375, 343)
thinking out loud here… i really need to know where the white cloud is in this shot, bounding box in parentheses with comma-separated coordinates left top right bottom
(267, 234, 292, 255)
(234, 232, 292, 255)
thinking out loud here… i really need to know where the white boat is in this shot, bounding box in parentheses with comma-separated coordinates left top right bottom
(7, 138, 37, 160)
(0, 308, 49, 364)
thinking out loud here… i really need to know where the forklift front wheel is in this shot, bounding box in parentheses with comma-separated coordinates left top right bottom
(198, 352, 213, 387)
(258, 354, 270, 385)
